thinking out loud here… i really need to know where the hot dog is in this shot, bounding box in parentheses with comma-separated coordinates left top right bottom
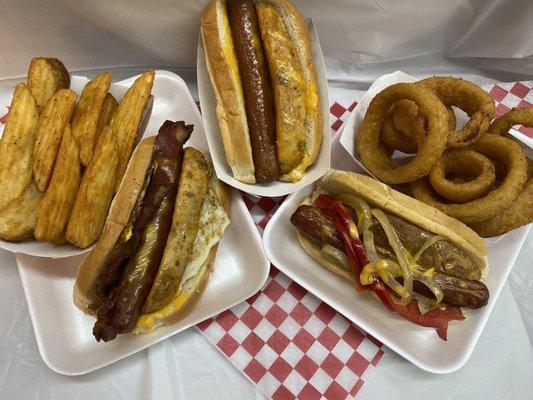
(290, 170, 490, 340)
(291, 205, 489, 308)
(74, 121, 231, 342)
(201, 0, 322, 185)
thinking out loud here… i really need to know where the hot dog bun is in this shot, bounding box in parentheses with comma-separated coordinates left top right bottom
(201, 0, 256, 184)
(256, 0, 321, 182)
(201, 0, 322, 185)
(73, 135, 230, 334)
(74, 136, 155, 313)
(296, 170, 487, 279)
(298, 170, 487, 281)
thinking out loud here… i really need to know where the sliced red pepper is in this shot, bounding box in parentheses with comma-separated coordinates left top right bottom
(314, 194, 464, 341)
(372, 280, 463, 340)
(315, 194, 366, 291)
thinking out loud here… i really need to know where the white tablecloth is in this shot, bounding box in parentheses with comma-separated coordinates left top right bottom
(0, 68, 532, 399)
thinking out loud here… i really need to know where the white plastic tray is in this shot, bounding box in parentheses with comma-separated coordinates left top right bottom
(197, 19, 331, 197)
(13, 71, 270, 375)
(263, 132, 531, 374)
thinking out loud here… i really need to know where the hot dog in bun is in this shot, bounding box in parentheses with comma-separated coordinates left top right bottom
(73, 121, 230, 341)
(291, 170, 489, 340)
(201, 0, 321, 184)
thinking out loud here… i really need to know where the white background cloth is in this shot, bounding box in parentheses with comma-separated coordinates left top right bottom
(0, 0, 532, 398)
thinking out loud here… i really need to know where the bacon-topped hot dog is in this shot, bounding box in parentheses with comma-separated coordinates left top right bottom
(73, 121, 231, 342)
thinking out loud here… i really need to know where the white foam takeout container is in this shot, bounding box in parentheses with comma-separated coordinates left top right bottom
(197, 19, 331, 197)
(0, 74, 155, 258)
(264, 73, 532, 373)
(4, 71, 270, 375)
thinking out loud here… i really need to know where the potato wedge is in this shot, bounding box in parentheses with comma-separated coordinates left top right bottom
(94, 93, 118, 145)
(67, 126, 118, 248)
(71, 73, 112, 166)
(27, 57, 70, 110)
(35, 124, 81, 245)
(0, 181, 43, 241)
(110, 69, 154, 191)
(0, 83, 39, 210)
(33, 89, 77, 191)
(143, 147, 210, 313)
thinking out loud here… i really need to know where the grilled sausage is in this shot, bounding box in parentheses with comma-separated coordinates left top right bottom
(227, 0, 279, 183)
(92, 121, 192, 342)
(290, 205, 489, 308)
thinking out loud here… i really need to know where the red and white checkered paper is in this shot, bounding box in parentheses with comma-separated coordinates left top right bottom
(0, 80, 531, 400)
(195, 81, 533, 400)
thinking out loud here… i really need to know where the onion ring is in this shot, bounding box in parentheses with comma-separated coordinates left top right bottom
(411, 135, 528, 223)
(381, 100, 456, 154)
(381, 117, 419, 154)
(428, 149, 496, 203)
(357, 83, 449, 184)
(419, 77, 495, 149)
(487, 107, 533, 136)
(468, 159, 533, 237)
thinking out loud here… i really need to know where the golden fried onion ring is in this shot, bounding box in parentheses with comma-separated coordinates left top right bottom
(468, 160, 533, 237)
(419, 77, 495, 149)
(357, 83, 449, 184)
(487, 107, 533, 136)
(411, 135, 528, 224)
(381, 100, 456, 154)
(429, 149, 496, 203)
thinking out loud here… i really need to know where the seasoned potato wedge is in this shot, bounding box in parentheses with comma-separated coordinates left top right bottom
(0, 83, 39, 210)
(110, 69, 154, 190)
(0, 181, 43, 241)
(71, 73, 112, 166)
(33, 89, 77, 191)
(27, 57, 70, 109)
(35, 124, 81, 244)
(94, 93, 118, 145)
(67, 126, 118, 248)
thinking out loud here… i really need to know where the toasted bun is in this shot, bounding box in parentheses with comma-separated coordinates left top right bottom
(133, 179, 231, 333)
(73, 136, 155, 314)
(201, 0, 256, 184)
(316, 171, 488, 273)
(257, 0, 322, 182)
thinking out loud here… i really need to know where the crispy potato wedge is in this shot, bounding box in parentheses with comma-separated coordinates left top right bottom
(35, 124, 81, 245)
(94, 93, 118, 145)
(143, 148, 210, 313)
(110, 69, 154, 191)
(33, 89, 77, 191)
(27, 57, 70, 110)
(71, 73, 112, 166)
(0, 181, 43, 241)
(0, 83, 39, 210)
(66, 126, 118, 248)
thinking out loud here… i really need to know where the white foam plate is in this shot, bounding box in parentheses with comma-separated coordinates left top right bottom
(197, 19, 331, 197)
(0, 72, 156, 258)
(13, 70, 270, 375)
(263, 132, 531, 374)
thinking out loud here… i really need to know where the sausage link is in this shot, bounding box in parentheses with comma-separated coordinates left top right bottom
(227, 0, 279, 183)
(290, 205, 489, 308)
